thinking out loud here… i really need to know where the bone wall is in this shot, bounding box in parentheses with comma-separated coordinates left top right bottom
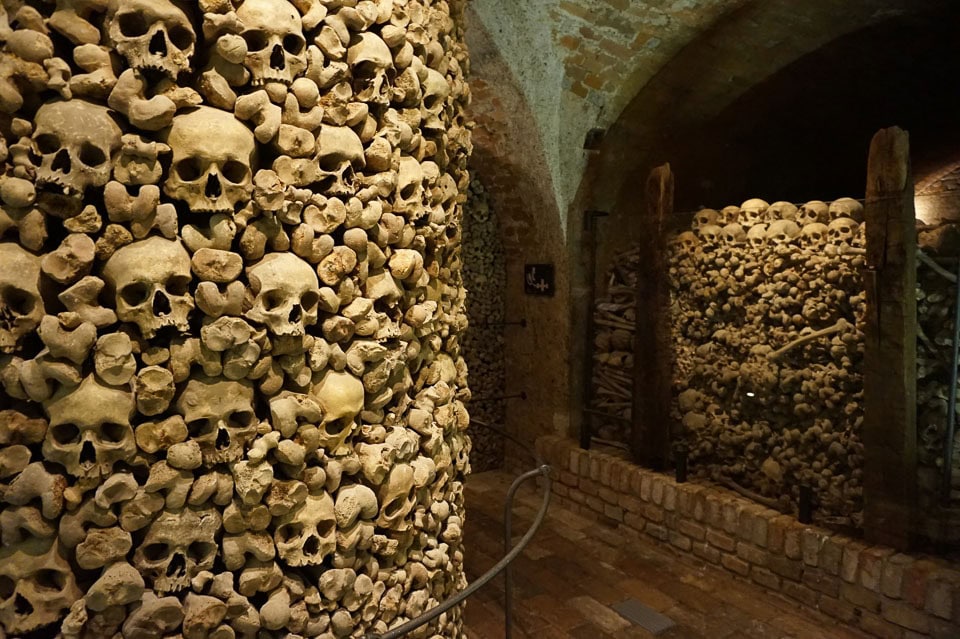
(591, 199, 867, 526)
(461, 177, 505, 471)
(0, 0, 471, 637)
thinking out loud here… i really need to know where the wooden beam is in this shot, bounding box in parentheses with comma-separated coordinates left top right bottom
(631, 163, 674, 470)
(862, 127, 917, 551)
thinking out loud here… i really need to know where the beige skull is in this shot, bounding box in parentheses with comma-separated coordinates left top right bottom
(237, 0, 307, 86)
(691, 208, 719, 232)
(0, 539, 81, 635)
(314, 125, 366, 199)
(739, 198, 769, 226)
(309, 369, 364, 451)
(377, 463, 416, 531)
(670, 231, 700, 256)
(106, 0, 195, 79)
(176, 375, 257, 466)
(719, 206, 740, 225)
(164, 107, 257, 214)
(348, 33, 395, 106)
(0, 243, 44, 354)
(800, 222, 829, 250)
(274, 491, 336, 566)
(42, 375, 136, 481)
(696, 223, 722, 248)
(721, 223, 746, 247)
(828, 217, 860, 247)
(102, 237, 194, 339)
(245, 253, 321, 337)
(828, 197, 864, 223)
(747, 223, 768, 250)
(32, 100, 121, 198)
(420, 68, 450, 131)
(395, 156, 425, 219)
(767, 201, 798, 222)
(134, 507, 221, 594)
(797, 200, 829, 226)
(765, 219, 800, 245)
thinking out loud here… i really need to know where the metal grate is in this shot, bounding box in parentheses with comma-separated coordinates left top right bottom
(612, 599, 677, 635)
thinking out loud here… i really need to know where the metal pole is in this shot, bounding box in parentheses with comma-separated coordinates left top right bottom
(942, 257, 960, 504)
(363, 465, 552, 639)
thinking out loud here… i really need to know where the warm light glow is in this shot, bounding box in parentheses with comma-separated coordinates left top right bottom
(746, 392, 756, 398)
(916, 195, 936, 224)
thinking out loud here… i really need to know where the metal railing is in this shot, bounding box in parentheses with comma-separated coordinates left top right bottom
(363, 419, 553, 639)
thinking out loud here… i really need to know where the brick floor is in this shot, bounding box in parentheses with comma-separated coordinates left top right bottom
(463, 471, 871, 639)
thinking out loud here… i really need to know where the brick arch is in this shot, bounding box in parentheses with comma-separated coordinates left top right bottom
(464, 10, 573, 446)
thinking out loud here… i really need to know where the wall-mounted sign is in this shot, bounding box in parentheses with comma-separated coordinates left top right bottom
(524, 264, 555, 296)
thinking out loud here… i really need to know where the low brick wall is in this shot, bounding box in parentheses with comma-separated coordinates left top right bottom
(534, 435, 960, 639)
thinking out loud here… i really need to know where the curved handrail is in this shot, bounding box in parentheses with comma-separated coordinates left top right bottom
(362, 419, 552, 639)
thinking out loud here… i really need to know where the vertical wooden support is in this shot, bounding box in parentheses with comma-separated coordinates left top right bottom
(631, 164, 674, 470)
(863, 127, 917, 551)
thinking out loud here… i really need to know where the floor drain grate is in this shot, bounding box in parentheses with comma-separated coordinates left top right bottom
(612, 599, 676, 635)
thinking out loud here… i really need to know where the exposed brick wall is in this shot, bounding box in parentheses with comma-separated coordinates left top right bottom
(535, 435, 960, 639)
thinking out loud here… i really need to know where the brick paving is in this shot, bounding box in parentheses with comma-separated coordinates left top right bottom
(463, 471, 871, 639)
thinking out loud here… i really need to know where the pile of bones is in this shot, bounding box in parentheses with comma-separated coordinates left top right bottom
(0, 0, 472, 637)
(592, 198, 868, 524)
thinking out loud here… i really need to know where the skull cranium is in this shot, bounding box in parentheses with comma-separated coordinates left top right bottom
(828, 197, 864, 223)
(106, 0, 195, 80)
(739, 199, 769, 226)
(164, 107, 257, 214)
(32, 100, 122, 199)
(691, 208, 719, 232)
(348, 33, 395, 106)
(134, 507, 221, 593)
(0, 539, 81, 635)
(314, 125, 366, 199)
(828, 217, 860, 247)
(721, 223, 746, 247)
(0, 243, 44, 354)
(797, 200, 829, 226)
(245, 253, 321, 337)
(765, 219, 800, 246)
(274, 491, 337, 566)
(747, 223, 768, 250)
(102, 237, 194, 339)
(670, 231, 700, 256)
(768, 201, 798, 222)
(42, 375, 136, 482)
(696, 224, 722, 248)
(800, 222, 829, 250)
(176, 375, 257, 466)
(237, 0, 307, 87)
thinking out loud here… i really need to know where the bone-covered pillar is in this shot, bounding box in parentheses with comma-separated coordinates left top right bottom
(0, 0, 472, 636)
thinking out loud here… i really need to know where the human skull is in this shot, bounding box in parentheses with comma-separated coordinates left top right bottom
(828, 217, 859, 247)
(0, 539, 81, 635)
(310, 369, 364, 451)
(721, 223, 746, 246)
(245, 253, 320, 337)
(237, 0, 307, 87)
(106, 0, 195, 80)
(670, 231, 699, 256)
(739, 199, 769, 226)
(176, 375, 257, 466)
(348, 33, 395, 106)
(103, 237, 193, 339)
(765, 219, 800, 245)
(134, 507, 221, 593)
(32, 100, 122, 198)
(395, 156, 425, 219)
(42, 375, 136, 482)
(164, 107, 257, 214)
(274, 491, 336, 566)
(747, 224, 768, 250)
(691, 208, 719, 232)
(420, 68, 450, 131)
(797, 200, 829, 226)
(315, 125, 366, 198)
(377, 463, 416, 530)
(696, 224, 722, 248)
(799, 223, 829, 250)
(828, 197, 864, 223)
(768, 201, 798, 222)
(719, 206, 740, 225)
(0, 244, 44, 354)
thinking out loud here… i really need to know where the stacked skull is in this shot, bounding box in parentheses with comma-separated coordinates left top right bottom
(590, 197, 867, 525)
(0, 0, 472, 637)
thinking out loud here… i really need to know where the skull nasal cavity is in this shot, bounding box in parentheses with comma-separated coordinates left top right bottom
(79, 440, 96, 466)
(150, 30, 168, 56)
(14, 593, 33, 615)
(52, 149, 71, 173)
(289, 304, 302, 324)
(205, 173, 222, 198)
(166, 552, 186, 577)
(303, 535, 320, 556)
(271, 44, 286, 70)
(153, 291, 171, 315)
(216, 427, 230, 450)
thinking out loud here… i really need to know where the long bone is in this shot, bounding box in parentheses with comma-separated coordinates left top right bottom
(768, 318, 852, 362)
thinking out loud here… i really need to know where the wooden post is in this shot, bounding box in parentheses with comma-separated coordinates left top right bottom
(863, 127, 917, 551)
(631, 163, 674, 470)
